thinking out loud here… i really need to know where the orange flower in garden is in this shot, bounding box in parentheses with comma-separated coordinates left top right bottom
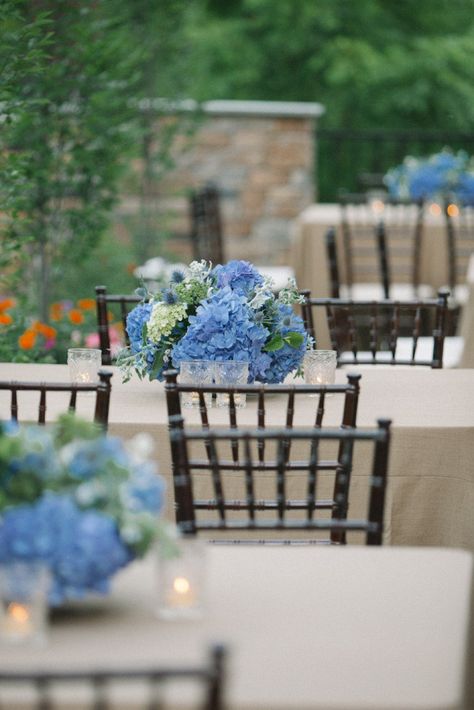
(0, 313, 12, 325)
(19, 330, 36, 349)
(0, 297, 15, 312)
(77, 298, 96, 310)
(49, 302, 64, 322)
(33, 321, 57, 339)
(68, 309, 84, 325)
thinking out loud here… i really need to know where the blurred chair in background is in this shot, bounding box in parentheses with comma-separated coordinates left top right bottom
(0, 370, 113, 429)
(0, 645, 227, 710)
(95, 285, 143, 365)
(337, 193, 430, 300)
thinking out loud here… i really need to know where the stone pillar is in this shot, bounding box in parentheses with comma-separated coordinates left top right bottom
(117, 99, 325, 266)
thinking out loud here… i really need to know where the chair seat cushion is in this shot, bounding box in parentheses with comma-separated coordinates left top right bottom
(339, 336, 464, 368)
(441, 284, 469, 306)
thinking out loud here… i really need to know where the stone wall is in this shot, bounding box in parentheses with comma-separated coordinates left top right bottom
(115, 100, 324, 266)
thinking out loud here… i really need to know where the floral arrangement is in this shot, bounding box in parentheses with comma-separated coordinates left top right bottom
(0, 296, 123, 364)
(0, 414, 169, 605)
(384, 148, 474, 203)
(118, 260, 309, 384)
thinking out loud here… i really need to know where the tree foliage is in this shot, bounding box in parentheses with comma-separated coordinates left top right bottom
(189, 0, 474, 130)
(0, 0, 142, 319)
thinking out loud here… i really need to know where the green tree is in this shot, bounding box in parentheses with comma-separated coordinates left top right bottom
(119, 0, 201, 264)
(0, 0, 50, 293)
(188, 0, 474, 130)
(0, 0, 141, 321)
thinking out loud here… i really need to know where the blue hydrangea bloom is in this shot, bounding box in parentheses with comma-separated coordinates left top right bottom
(171, 286, 270, 382)
(456, 174, 474, 204)
(121, 463, 165, 514)
(126, 302, 153, 353)
(262, 305, 308, 384)
(64, 436, 128, 480)
(0, 494, 131, 605)
(212, 260, 264, 296)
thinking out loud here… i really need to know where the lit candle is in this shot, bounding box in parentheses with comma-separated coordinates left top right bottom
(370, 198, 385, 215)
(166, 576, 196, 608)
(3, 602, 34, 639)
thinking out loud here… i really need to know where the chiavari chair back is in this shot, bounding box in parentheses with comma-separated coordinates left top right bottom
(338, 193, 428, 299)
(0, 370, 112, 429)
(301, 289, 449, 368)
(0, 645, 226, 710)
(190, 184, 225, 265)
(95, 285, 143, 365)
(169, 416, 391, 546)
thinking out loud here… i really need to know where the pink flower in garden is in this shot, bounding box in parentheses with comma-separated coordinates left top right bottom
(86, 326, 123, 356)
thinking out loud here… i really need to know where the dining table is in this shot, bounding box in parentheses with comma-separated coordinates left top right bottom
(1, 362, 474, 552)
(290, 203, 474, 357)
(0, 545, 472, 710)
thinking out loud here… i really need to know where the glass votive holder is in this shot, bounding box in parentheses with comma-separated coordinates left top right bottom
(304, 350, 337, 387)
(155, 538, 206, 621)
(0, 561, 51, 646)
(67, 348, 102, 384)
(213, 361, 249, 409)
(179, 360, 214, 409)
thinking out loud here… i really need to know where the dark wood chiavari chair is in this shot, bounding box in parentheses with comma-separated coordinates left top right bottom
(0, 370, 112, 429)
(338, 193, 428, 300)
(189, 183, 225, 266)
(301, 289, 450, 368)
(95, 285, 144, 365)
(444, 200, 474, 301)
(168, 416, 391, 546)
(0, 645, 227, 710)
(164, 368, 361, 432)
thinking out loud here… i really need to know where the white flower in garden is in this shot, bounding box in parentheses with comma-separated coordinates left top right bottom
(147, 302, 187, 343)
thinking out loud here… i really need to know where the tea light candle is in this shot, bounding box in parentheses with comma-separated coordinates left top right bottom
(3, 601, 34, 639)
(67, 348, 102, 385)
(0, 561, 50, 645)
(304, 350, 337, 387)
(156, 538, 206, 620)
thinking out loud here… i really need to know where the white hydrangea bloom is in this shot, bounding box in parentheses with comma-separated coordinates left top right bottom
(188, 259, 212, 281)
(147, 302, 187, 343)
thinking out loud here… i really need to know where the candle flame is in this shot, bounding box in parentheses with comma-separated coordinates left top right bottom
(7, 602, 30, 623)
(173, 576, 191, 595)
(429, 202, 442, 216)
(371, 199, 385, 213)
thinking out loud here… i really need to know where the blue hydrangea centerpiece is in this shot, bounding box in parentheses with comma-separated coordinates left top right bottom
(118, 260, 309, 384)
(384, 148, 474, 204)
(0, 414, 169, 605)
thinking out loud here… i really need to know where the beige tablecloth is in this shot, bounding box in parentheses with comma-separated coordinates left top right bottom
(0, 546, 472, 710)
(1, 363, 474, 551)
(290, 203, 460, 349)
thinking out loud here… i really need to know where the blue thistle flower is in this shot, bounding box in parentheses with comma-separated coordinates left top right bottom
(161, 288, 179, 305)
(170, 270, 185, 284)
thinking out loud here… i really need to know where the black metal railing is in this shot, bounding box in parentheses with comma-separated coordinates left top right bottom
(317, 128, 474, 202)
